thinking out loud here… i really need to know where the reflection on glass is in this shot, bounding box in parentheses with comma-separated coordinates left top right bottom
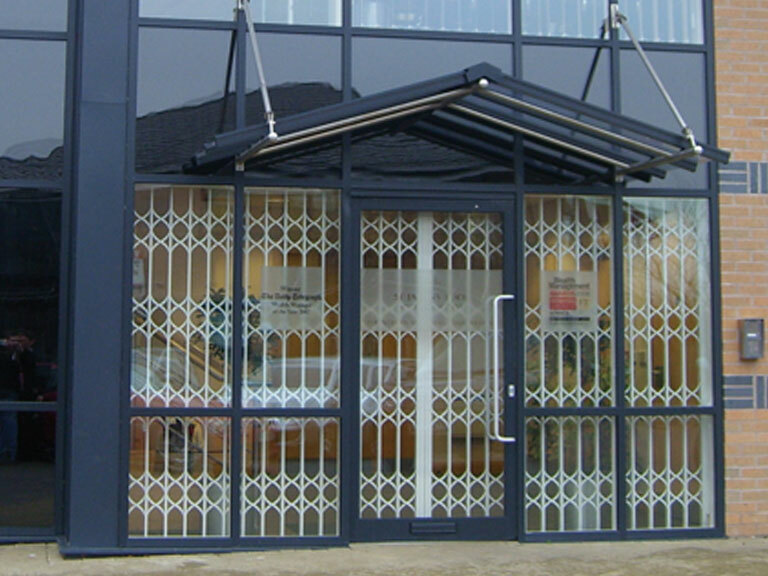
(136, 28, 235, 173)
(619, 0, 704, 44)
(0, 0, 68, 31)
(353, 0, 511, 34)
(0, 410, 56, 528)
(525, 416, 615, 533)
(243, 189, 340, 409)
(139, 0, 236, 21)
(524, 196, 614, 408)
(623, 198, 712, 407)
(241, 418, 339, 536)
(0, 189, 61, 397)
(131, 185, 234, 408)
(620, 51, 708, 190)
(522, 0, 604, 38)
(246, 34, 342, 127)
(251, 0, 341, 25)
(128, 417, 231, 537)
(0, 41, 66, 180)
(352, 38, 512, 96)
(626, 415, 714, 529)
(359, 211, 504, 520)
(522, 45, 610, 109)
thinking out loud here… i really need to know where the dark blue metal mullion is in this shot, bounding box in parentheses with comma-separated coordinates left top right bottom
(340, 0, 354, 544)
(511, 0, 525, 539)
(52, 0, 80, 541)
(0, 29, 68, 40)
(607, 2, 629, 538)
(118, 0, 142, 547)
(136, 18, 237, 31)
(236, 8, 246, 131)
(703, 0, 725, 537)
(340, 192, 360, 542)
(503, 202, 521, 541)
(613, 188, 628, 538)
(229, 173, 245, 545)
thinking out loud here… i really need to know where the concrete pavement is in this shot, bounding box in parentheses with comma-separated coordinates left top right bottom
(0, 538, 767, 576)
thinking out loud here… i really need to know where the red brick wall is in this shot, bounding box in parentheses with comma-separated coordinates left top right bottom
(715, 0, 768, 163)
(715, 0, 768, 537)
(725, 411, 768, 536)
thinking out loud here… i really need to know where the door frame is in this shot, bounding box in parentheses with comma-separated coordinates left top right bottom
(343, 195, 521, 542)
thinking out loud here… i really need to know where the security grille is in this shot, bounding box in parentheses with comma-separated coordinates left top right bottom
(623, 198, 712, 408)
(132, 185, 233, 408)
(524, 196, 614, 408)
(626, 415, 714, 529)
(359, 210, 504, 520)
(525, 416, 615, 532)
(242, 189, 341, 409)
(241, 418, 339, 536)
(128, 416, 230, 538)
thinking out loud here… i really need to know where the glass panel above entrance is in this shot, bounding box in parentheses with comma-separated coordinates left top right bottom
(359, 210, 505, 521)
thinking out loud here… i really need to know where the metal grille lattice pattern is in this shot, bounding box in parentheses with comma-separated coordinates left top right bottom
(128, 417, 230, 538)
(525, 416, 615, 532)
(241, 418, 339, 536)
(132, 185, 233, 408)
(243, 189, 340, 409)
(360, 211, 504, 519)
(524, 196, 614, 408)
(626, 415, 714, 530)
(623, 198, 712, 407)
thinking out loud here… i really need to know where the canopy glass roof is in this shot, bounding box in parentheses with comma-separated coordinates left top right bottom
(187, 63, 729, 184)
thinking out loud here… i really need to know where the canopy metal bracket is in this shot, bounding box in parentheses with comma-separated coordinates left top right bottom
(238, 0, 278, 170)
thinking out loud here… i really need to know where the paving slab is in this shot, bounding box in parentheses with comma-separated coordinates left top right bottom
(0, 538, 767, 576)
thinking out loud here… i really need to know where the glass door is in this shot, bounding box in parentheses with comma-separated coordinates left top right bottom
(352, 199, 517, 541)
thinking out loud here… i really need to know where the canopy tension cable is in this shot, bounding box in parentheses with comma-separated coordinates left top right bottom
(238, 0, 278, 170)
(609, 4, 701, 154)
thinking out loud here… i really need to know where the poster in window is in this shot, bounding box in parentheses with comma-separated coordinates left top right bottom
(541, 270, 597, 332)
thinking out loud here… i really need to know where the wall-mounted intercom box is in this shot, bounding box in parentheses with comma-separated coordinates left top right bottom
(739, 318, 765, 360)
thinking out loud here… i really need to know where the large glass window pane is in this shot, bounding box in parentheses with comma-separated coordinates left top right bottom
(619, 0, 704, 44)
(139, 0, 236, 21)
(0, 410, 56, 528)
(620, 50, 708, 189)
(623, 198, 712, 408)
(522, 0, 605, 39)
(0, 1, 67, 31)
(352, 38, 512, 96)
(522, 45, 611, 110)
(525, 416, 615, 533)
(626, 415, 714, 530)
(243, 189, 340, 409)
(136, 28, 235, 174)
(524, 196, 614, 408)
(353, 0, 511, 34)
(0, 40, 66, 181)
(241, 418, 339, 536)
(251, 0, 341, 26)
(0, 189, 61, 399)
(128, 416, 231, 538)
(132, 185, 234, 408)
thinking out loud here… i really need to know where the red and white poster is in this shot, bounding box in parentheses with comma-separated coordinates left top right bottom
(541, 270, 597, 332)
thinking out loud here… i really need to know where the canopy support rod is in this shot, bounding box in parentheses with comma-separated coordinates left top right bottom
(610, 3, 698, 150)
(236, 82, 486, 164)
(449, 103, 630, 170)
(240, 0, 278, 143)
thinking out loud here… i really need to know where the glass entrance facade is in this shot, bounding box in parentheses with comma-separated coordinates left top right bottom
(0, 0, 728, 554)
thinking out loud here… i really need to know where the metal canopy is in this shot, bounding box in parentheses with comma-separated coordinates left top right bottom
(187, 62, 729, 183)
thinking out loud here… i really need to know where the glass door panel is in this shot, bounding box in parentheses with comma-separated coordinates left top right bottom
(358, 209, 510, 532)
